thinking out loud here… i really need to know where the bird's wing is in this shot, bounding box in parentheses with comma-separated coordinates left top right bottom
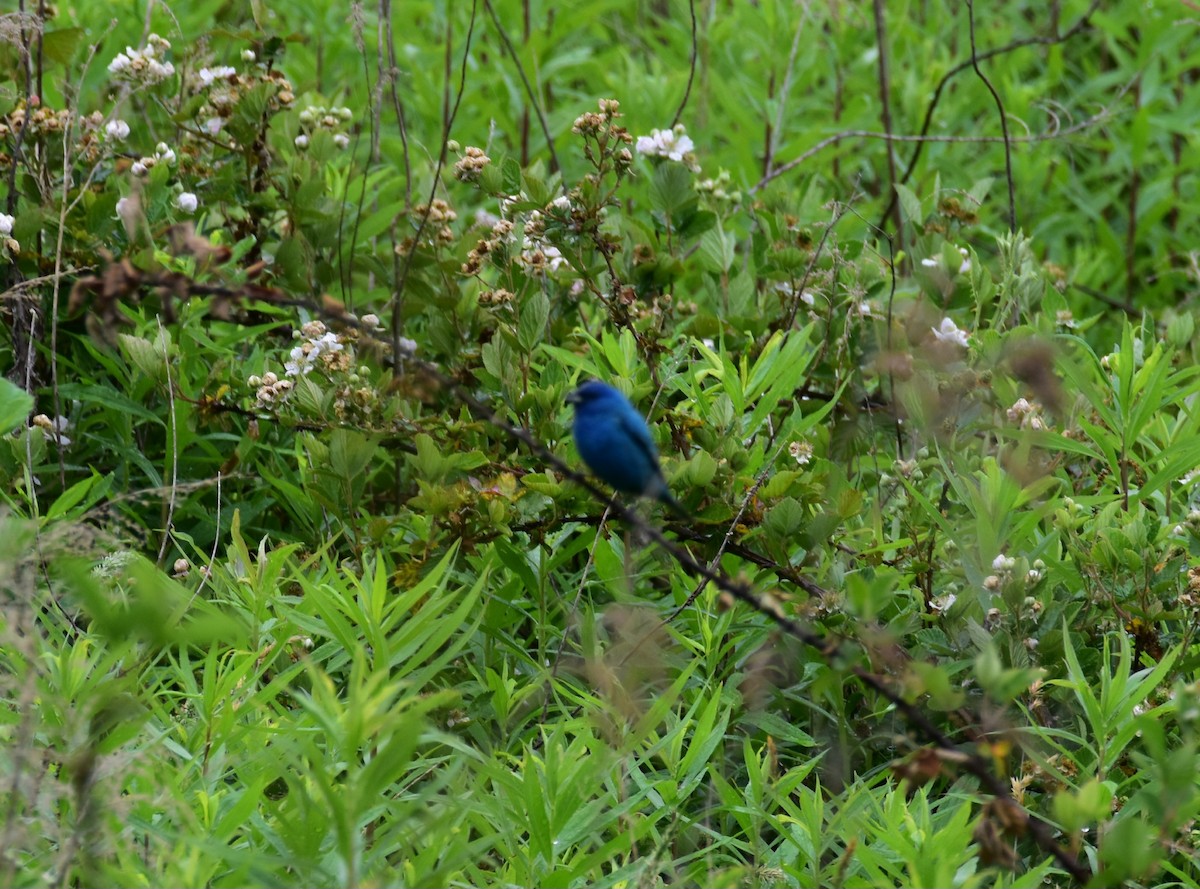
(616, 409, 663, 479)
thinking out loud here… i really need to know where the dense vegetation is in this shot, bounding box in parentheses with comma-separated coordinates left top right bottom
(3, 0, 1200, 886)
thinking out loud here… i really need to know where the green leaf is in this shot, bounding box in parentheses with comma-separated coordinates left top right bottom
(894, 182, 923, 226)
(42, 28, 86, 66)
(517, 292, 550, 352)
(0, 377, 34, 435)
(649, 163, 695, 217)
(697, 221, 735, 273)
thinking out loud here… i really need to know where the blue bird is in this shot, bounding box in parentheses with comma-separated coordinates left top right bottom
(566, 380, 689, 517)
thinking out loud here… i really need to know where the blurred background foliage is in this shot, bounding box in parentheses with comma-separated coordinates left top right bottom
(2, 0, 1200, 886)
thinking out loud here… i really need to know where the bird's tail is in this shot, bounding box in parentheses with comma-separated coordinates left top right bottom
(658, 489, 692, 520)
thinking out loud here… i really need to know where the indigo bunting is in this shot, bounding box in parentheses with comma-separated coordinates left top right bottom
(566, 380, 688, 517)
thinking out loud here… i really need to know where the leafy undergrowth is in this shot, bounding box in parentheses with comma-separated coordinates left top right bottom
(3, 1, 1200, 887)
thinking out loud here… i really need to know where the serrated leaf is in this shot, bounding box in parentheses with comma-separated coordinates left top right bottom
(649, 163, 695, 216)
(697, 222, 735, 273)
(517, 292, 550, 352)
(894, 182, 923, 226)
(501, 156, 522, 194)
(118, 332, 168, 381)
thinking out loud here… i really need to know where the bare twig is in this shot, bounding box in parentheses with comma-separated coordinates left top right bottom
(391, 0, 479, 362)
(753, 99, 1124, 193)
(871, 0, 903, 245)
(483, 0, 561, 174)
(670, 0, 699, 129)
(966, 0, 1016, 233)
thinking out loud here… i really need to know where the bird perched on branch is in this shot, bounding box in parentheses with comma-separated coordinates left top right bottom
(566, 379, 689, 518)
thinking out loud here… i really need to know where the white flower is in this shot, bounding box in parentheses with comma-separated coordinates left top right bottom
(294, 134, 309, 148)
(198, 66, 237, 86)
(333, 133, 350, 149)
(551, 195, 572, 211)
(920, 257, 940, 268)
(241, 49, 256, 62)
(1056, 309, 1077, 329)
(634, 125, 699, 171)
(204, 117, 224, 135)
(0, 213, 13, 236)
(155, 143, 177, 164)
(106, 119, 130, 141)
(130, 160, 147, 176)
(930, 593, 956, 614)
(931, 317, 970, 348)
(789, 440, 814, 465)
(175, 192, 198, 213)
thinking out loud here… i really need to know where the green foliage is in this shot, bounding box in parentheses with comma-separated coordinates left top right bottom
(3, 0, 1200, 887)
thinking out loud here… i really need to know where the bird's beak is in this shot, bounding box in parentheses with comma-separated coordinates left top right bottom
(566, 389, 581, 405)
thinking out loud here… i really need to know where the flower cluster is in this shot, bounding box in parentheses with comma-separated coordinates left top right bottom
(697, 168, 741, 204)
(130, 141, 178, 177)
(1006, 397, 1047, 431)
(571, 99, 634, 175)
(249, 371, 293, 408)
(518, 208, 568, 273)
(285, 320, 348, 377)
(192, 60, 294, 140)
(108, 34, 176, 85)
(294, 104, 351, 150)
(983, 553, 1045, 593)
(635, 124, 700, 172)
(0, 103, 109, 168)
(1171, 510, 1200, 539)
(453, 145, 491, 183)
(462, 218, 514, 276)
(478, 287, 515, 307)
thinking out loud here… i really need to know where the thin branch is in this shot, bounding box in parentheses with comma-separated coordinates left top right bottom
(752, 98, 1124, 193)
(390, 0, 479, 361)
(966, 0, 1016, 233)
(878, 0, 1101, 227)
(871, 0, 903, 244)
(483, 0, 561, 173)
(670, 0, 698, 129)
